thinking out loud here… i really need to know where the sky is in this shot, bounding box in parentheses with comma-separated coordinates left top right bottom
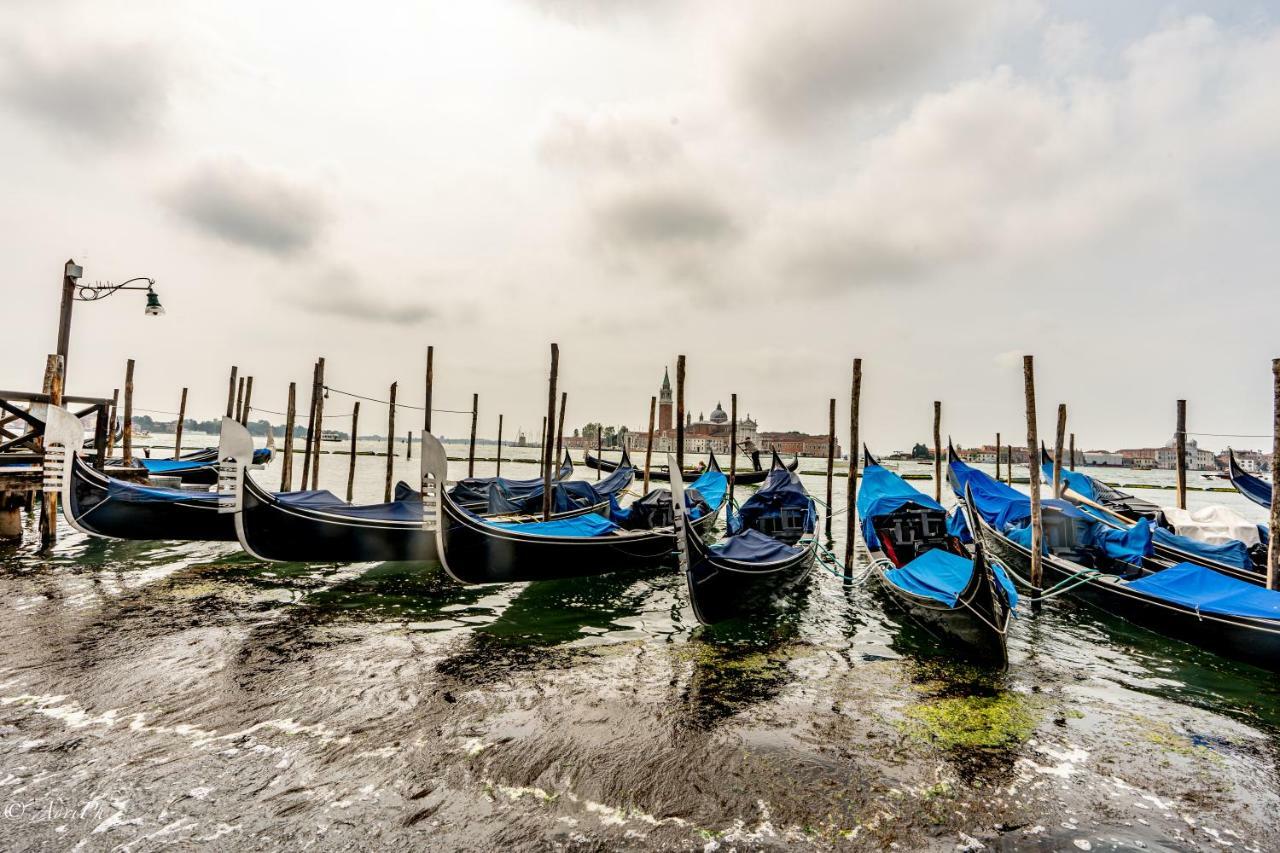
(2, 1, 1278, 451)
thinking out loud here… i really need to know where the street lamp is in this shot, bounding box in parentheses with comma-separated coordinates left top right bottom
(56, 259, 163, 379)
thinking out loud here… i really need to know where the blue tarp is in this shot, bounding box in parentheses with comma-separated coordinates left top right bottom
(949, 457, 1084, 530)
(449, 454, 573, 505)
(1040, 461, 1098, 501)
(1005, 516, 1151, 567)
(1152, 526, 1252, 571)
(947, 508, 973, 543)
(856, 463, 943, 550)
(883, 549, 1018, 609)
(482, 511, 621, 537)
(485, 465, 634, 515)
(1125, 562, 1280, 620)
(139, 458, 214, 475)
(710, 528, 803, 562)
(733, 465, 814, 535)
(955, 458, 1149, 566)
(690, 467, 727, 514)
(106, 479, 219, 504)
(276, 489, 421, 521)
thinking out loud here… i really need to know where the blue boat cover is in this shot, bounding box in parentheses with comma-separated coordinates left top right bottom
(955, 458, 1149, 566)
(950, 457, 1086, 529)
(856, 463, 944, 550)
(690, 467, 727, 513)
(710, 528, 804, 562)
(1040, 462, 1098, 501)
(482, 511, 621, 537)
(1125, 562, 1280, 620)
(732, 465, 814, 535)
(947, 508, 974, 543)
(883, 548, 1018, 608)
(1152, 526, 1252, 571)
(486, 465, 634, 515)
(140, 457, 215, 475)
(449, 455, 573, 505)
(106, 479, 219, 504)
(1231, 464, 1272, 510)
(275, 488, 422, 521)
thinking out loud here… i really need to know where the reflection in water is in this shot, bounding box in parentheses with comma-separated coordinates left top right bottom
(679, 599, 807, 730)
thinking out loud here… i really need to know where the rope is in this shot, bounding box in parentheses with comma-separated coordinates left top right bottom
(995, 558, 1100, 603)
(323, 385, 472, 414)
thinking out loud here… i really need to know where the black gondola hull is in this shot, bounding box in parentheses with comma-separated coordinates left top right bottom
(685, 550, 815, 625)
(438, 496, 722, 584)
(975, 514, 1280, 672)
(67, 455, 234, 541)
(237, 476, 434, 562)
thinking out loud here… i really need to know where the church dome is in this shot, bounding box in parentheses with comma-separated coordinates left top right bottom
(709, 402, 728, 424)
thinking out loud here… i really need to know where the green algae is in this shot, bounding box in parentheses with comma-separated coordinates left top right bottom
(900, 692, 1037, 751)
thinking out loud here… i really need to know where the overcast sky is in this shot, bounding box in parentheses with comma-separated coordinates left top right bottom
(2, 1, 1277, 451)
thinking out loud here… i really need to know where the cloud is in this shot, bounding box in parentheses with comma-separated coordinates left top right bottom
(776, 16, 1280, 293)
(588, 182, 741, 280)
(732, 0, 1035, 129)
(536, 105, 683, 173)
(0, 40, 169, 143)
(165, 158, 330, 255)
(298, 266, 434, 326)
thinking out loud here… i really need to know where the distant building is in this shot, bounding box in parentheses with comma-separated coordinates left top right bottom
(583, 370, 839, 457)
(1083, 450, 1123, 467)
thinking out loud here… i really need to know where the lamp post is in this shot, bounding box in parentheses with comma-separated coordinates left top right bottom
(56, 259, 163, 380)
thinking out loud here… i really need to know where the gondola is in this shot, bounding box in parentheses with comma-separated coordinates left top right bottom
(950, 452, 1280, 672)
(673, 450, 817, 625)
(1040, 447, 1268, 584)
(227, 421, 636, 563)
(1228, 448, 1272, 510)
(859, 447, 1014, 665)
(42, 409, 265, 542)
(429, 435, 727, 585)
(585, 447, 797, 484)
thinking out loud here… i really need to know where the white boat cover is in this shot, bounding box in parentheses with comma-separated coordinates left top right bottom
(1161, 505, 1260, 547)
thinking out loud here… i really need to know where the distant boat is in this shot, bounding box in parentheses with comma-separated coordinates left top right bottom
(321, 430, 343, 442)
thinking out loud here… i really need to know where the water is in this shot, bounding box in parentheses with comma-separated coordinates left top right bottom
(1, 441, 1277, 850)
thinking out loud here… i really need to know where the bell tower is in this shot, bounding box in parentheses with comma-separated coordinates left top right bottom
(658, 368, 673, 431)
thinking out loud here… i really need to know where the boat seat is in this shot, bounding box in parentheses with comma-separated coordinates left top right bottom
(874, 507, 950, 565)
(753, 506, 808, 545)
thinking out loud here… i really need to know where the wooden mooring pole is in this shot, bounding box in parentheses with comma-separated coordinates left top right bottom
(1053, 403, 1066, 498)
(384, 382, 397, 502)
(38, 354, 64, 548)
(1024, 356, 1044, 608)
(225, 366, 238, 418)
(596, 424, 602, 481)
(122, 358, 135, 466)
(1069, 433, 1076, 471)
(643, 397, 656, 493)
(542, 344, 559, 521)
(995, 432, 1001, 479)
(1268, 358, 1279, 591)
(407, 430, 412, 461)
(241, 376, 254, 427)
(347, 401, 360, 502)
(234, 375, 245, 423)
(728, 394, 737, 508)
(310, 358, 326, 488)
(1175, 399, 1188, 510)
(555, 391, 567, 468)
(468, 393, 479, 478)
(675, 355, 686, 475)
(301, 361, 319, 490)
(281, 382, 296, 490)
(932, 401, 942, 502)
(424, 346, 434, 435)
(825, 397, 836, 540)
(174, 387, 188, 459)
(106, 388, 119, 458)
(844, 359, 862, 577)
(495, 415, 504, 478)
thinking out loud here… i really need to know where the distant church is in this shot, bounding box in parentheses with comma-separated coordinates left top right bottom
(623, 368, 759, 455)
